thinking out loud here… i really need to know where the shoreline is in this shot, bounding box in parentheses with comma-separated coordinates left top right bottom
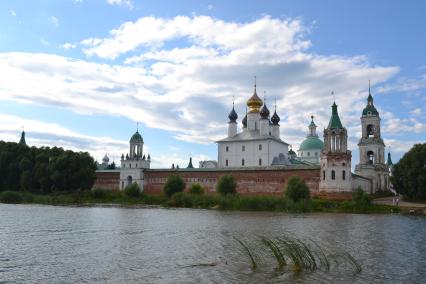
(0, 190, 414, 214)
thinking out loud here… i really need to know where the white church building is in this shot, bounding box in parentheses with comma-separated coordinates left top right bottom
(216, 83, 291, 168)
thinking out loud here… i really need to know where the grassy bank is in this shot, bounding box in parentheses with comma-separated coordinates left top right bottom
(0, 189, 400, 214)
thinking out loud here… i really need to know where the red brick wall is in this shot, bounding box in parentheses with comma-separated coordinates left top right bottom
(93, 171, 120, 190)
(144, 168, 320, 196)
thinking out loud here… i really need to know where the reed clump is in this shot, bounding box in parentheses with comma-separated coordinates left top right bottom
(234, 234, 361, 275)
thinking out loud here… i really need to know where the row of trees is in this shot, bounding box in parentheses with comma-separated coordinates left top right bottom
(0, 141, 97, 193)
(392, 143, 426, 201)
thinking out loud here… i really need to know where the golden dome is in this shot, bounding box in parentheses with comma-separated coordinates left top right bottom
(247, 85, 263, 113)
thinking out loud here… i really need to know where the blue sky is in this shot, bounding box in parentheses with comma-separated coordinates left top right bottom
(0, 0, 425, 168)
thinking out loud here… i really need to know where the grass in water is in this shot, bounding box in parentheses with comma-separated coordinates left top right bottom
(234, 234, 361, 275)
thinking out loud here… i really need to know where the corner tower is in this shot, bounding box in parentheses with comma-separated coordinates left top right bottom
(319, 101, 352, 192)
(354, 83, 389, 192)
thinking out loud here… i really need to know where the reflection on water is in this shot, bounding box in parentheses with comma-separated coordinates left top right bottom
(0, 204, 425, 283)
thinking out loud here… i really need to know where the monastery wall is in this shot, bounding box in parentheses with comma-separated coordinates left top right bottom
(94, 167, 321, 195)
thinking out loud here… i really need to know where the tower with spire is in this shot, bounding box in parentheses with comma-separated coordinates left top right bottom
(217, 78, 289, 168)
(119, 124, 151, 190)
(354, 82, 389, 192)
(319, 100, 352, 192)
(19, 127, 27, 146)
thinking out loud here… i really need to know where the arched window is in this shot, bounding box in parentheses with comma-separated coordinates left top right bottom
(259, 144, 262, 151)
(242, 145, 245, 152)
(315, 152, 318, 157)
(367, 151, 374, 165)
(307, 152, 310, 156)
(127, 176, 132, 186)
(226, 146, 229, 152)
(259, 158, 262, 166)
(129, 164, 132, 168)
(136, 164, 138, 168)
(225, 159, 228, 167)
(342, 170, 346, 180)
(242, 159, 245, 166)
(331, 170, 335, 180)
(323, 171, 325, 180)
(366, 124, 374, 138)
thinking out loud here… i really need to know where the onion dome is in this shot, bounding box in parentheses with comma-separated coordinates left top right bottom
(247, 84, 263, 113)
(327, 102, 344, 129)
(260, 103, 270, 119)
(102, 154, 109, 163)
(242, 113, 247, 128)
(271, 110, 280, 125)
(130, 130, 143, 143)
(228, 105, 238, 122)
(299, 136, 324, 151)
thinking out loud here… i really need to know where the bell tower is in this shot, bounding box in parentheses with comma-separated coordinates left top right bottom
(355, 82, 389, 193)
(319, 100, 352, 192)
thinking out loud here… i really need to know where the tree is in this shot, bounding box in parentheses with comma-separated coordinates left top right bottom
(284, 176, 310, 202)
(189, 183, 204, 195)
(124, 183, 141, 198)
(164, 174, 185, 197)
(216, 175, 237, 195)
(352, 187, 371, 209)
(391, 143, 426, 201)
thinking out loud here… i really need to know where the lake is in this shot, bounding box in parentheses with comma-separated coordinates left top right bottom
(0, 204, 425, 283)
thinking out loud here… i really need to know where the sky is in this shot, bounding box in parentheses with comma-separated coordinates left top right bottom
(0, 0, 425, 168)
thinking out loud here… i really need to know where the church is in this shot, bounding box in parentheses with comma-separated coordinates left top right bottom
(94, 81, 393, 196)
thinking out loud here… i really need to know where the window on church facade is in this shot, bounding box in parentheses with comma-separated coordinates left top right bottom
(242, 159, 245, 166)
(259, 158, 262, 166)
(367, 151, 374, 165)
(130, 164, 132, 168)
(242, 145, 245, 152)
(331, 170, 335, 180)
(307, 152, 310, 156)
(226, 146, 229, 152)
(259, 144, 262, 151)
(136, 164, 138, 168)
(225, 159, 228, 167)
(315, 152, 318, 157)
(342, 170, 346, 180)
(323, 171, 325, 180)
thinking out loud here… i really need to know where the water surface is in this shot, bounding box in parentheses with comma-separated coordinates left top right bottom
(0, 204, 425, 283)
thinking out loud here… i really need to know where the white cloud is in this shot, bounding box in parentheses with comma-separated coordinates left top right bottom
(50, 16, 59, 28)
(410, 108, 422, 115)
(9, 10, 17, 17)
(40, 38, 49, 46)
(0, 15, 401, 153)
(207, 4, 214, 10)
(60, 42, 77, 50)
(106, 0, 133, 9)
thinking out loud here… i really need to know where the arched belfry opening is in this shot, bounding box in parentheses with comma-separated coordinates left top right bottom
(366, 124, 374, 138)
(367, 151, 374, 165)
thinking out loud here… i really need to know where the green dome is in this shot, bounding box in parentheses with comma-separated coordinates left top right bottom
(130, 131, 143, 142)
(299, 136, 324, 151)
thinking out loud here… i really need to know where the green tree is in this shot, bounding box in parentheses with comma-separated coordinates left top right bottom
(124, 183, 141, 198)
(352, 187, 371, 209)
(164, 174, 185, 197)
(284, 176, 310, 202)
(189, 183, 204, 195)
(391, 143, 426, 201)
(216, 175, 237, 195)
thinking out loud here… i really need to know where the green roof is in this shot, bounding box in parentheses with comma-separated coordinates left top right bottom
(327, 102, 344, 129)
(130, 131, 143, 142)
(299, 136, 324, 151)
(362, 92, 379, 116)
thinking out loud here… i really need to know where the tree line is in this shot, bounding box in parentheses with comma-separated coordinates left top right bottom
(0, 141, 97, 193)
